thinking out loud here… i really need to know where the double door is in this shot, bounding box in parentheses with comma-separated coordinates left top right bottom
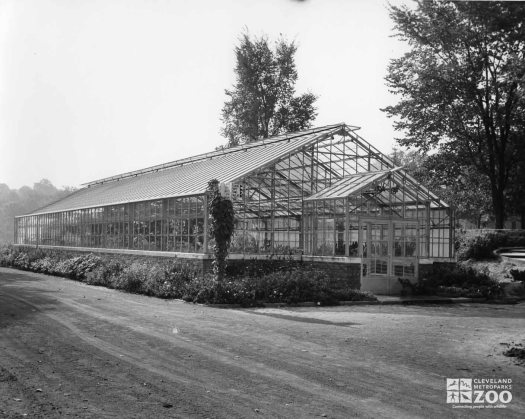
(360, 219, 419, 294)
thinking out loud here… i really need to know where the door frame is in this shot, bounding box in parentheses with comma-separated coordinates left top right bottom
(359, 217, 419, 294)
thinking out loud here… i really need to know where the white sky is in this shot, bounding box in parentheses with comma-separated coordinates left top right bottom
(0, 0, 409, 189)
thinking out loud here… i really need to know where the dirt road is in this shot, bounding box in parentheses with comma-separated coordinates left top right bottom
(0, 267, 523, 418)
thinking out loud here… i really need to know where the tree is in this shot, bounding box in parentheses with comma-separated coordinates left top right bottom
(506, 141, 525, 227)
(390, 148, 492, 227)
(420, 154, 493, 228)
(383, 1, 525, 228)
(390, 147, 427, 178)
(221, 32, 317, 147)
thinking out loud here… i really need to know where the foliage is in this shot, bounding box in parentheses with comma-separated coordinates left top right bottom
(392, 148, 493, 226)
(456, 230, 525, 261)
(384, 1, 525, 228)
(417, 263, 503, 299)
(160, 264, 200, 299)
(206, 180, 235, 285)
(503, 345, 525, 362)
(114, 263, 153, 294)
(0, 179, 75, 244)
(390, 147, 427, 178)
(422, 155, 493, 227)
(510, 268, 525, 283)
(182, 267, 376, 306)
(85, 259, 124, 287)
(0, 245, 376, 306)
(221, 31, 317, 147)
(505, 141, 525, 227)
(251, 269, 333, 304)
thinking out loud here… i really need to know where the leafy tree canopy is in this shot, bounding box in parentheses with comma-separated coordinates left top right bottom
(383, 0, 525, 228)
(221, 31, 317, 147)
(391, 148, 492, 227)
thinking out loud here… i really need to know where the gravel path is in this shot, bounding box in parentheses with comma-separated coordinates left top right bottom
(0, 267, 523, 418)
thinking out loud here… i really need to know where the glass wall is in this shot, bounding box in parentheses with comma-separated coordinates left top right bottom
(302, 171, 454, 259)
(228, 129, 393, 255)
(15, 196, 206, 253)
(15, 128, 453, 259)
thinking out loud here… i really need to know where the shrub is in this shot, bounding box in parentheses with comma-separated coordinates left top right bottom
(335, 288, 377, 302)
(1, 246, 377, 305)
(418, 263, 504, 298)
(220, 278, 257, 305)
(160, 264, 199, 299)
(251, 268, 327, 304)
(0, 246, 46, 270)
(85, 266, 112, 287)
(180, 274, 255, 305)
(113, 263, 149, 294)
(55, 258, 84, 279)
(30, 256, 59, 274)
(436, 286, 466, 297)
(13, 252, 31, 270)
(85, 259, 123, 287)
(182, 273, 221, 303)
(142, 265, 174, 297)
(510, 268, 525, 283)
(456, 230, 525, 261)
(72, 254, 104, 279)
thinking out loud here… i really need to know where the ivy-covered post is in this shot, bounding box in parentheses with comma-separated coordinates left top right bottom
(206, 179, 235, 286)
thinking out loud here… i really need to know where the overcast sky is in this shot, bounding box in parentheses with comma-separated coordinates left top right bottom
(0, 0, 409, 189)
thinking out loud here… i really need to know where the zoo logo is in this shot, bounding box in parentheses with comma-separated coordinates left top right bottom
(446, 378, 513, 405)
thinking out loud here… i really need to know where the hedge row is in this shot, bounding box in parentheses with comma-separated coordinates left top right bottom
(0, 245, 376, 305)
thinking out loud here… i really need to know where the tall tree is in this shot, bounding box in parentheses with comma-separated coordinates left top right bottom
(383, 1, 525, 228)
(221, 32, 317, 147)
(420, 154, 493, 228)
(390, 148, 492, 227)
(506, 141, 525, 227)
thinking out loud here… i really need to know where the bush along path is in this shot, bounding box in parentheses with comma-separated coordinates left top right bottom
(395, 230, 525, 300)
(0, 245, 377, 306)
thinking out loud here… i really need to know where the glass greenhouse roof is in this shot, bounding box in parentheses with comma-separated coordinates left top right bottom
(305, 169, 448, 208)
(26, 124, 348, 215)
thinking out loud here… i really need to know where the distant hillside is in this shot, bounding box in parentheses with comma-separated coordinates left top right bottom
(0, 179, 75, 244)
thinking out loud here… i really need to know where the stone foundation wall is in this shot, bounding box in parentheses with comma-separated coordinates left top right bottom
(224, 258, 361, 291)
(308, 261, 361, 291)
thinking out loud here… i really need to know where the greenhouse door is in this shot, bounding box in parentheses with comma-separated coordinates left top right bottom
(360, 219, 418, 295)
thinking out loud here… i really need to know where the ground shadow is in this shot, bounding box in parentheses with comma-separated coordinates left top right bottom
(251, 312, 360, 327)
(0, 269, 65, 326)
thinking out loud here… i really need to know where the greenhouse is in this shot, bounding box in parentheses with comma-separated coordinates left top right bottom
(15, 123, 454, 294)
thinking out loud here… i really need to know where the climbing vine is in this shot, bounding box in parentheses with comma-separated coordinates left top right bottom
(206, 179, 235, 285)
